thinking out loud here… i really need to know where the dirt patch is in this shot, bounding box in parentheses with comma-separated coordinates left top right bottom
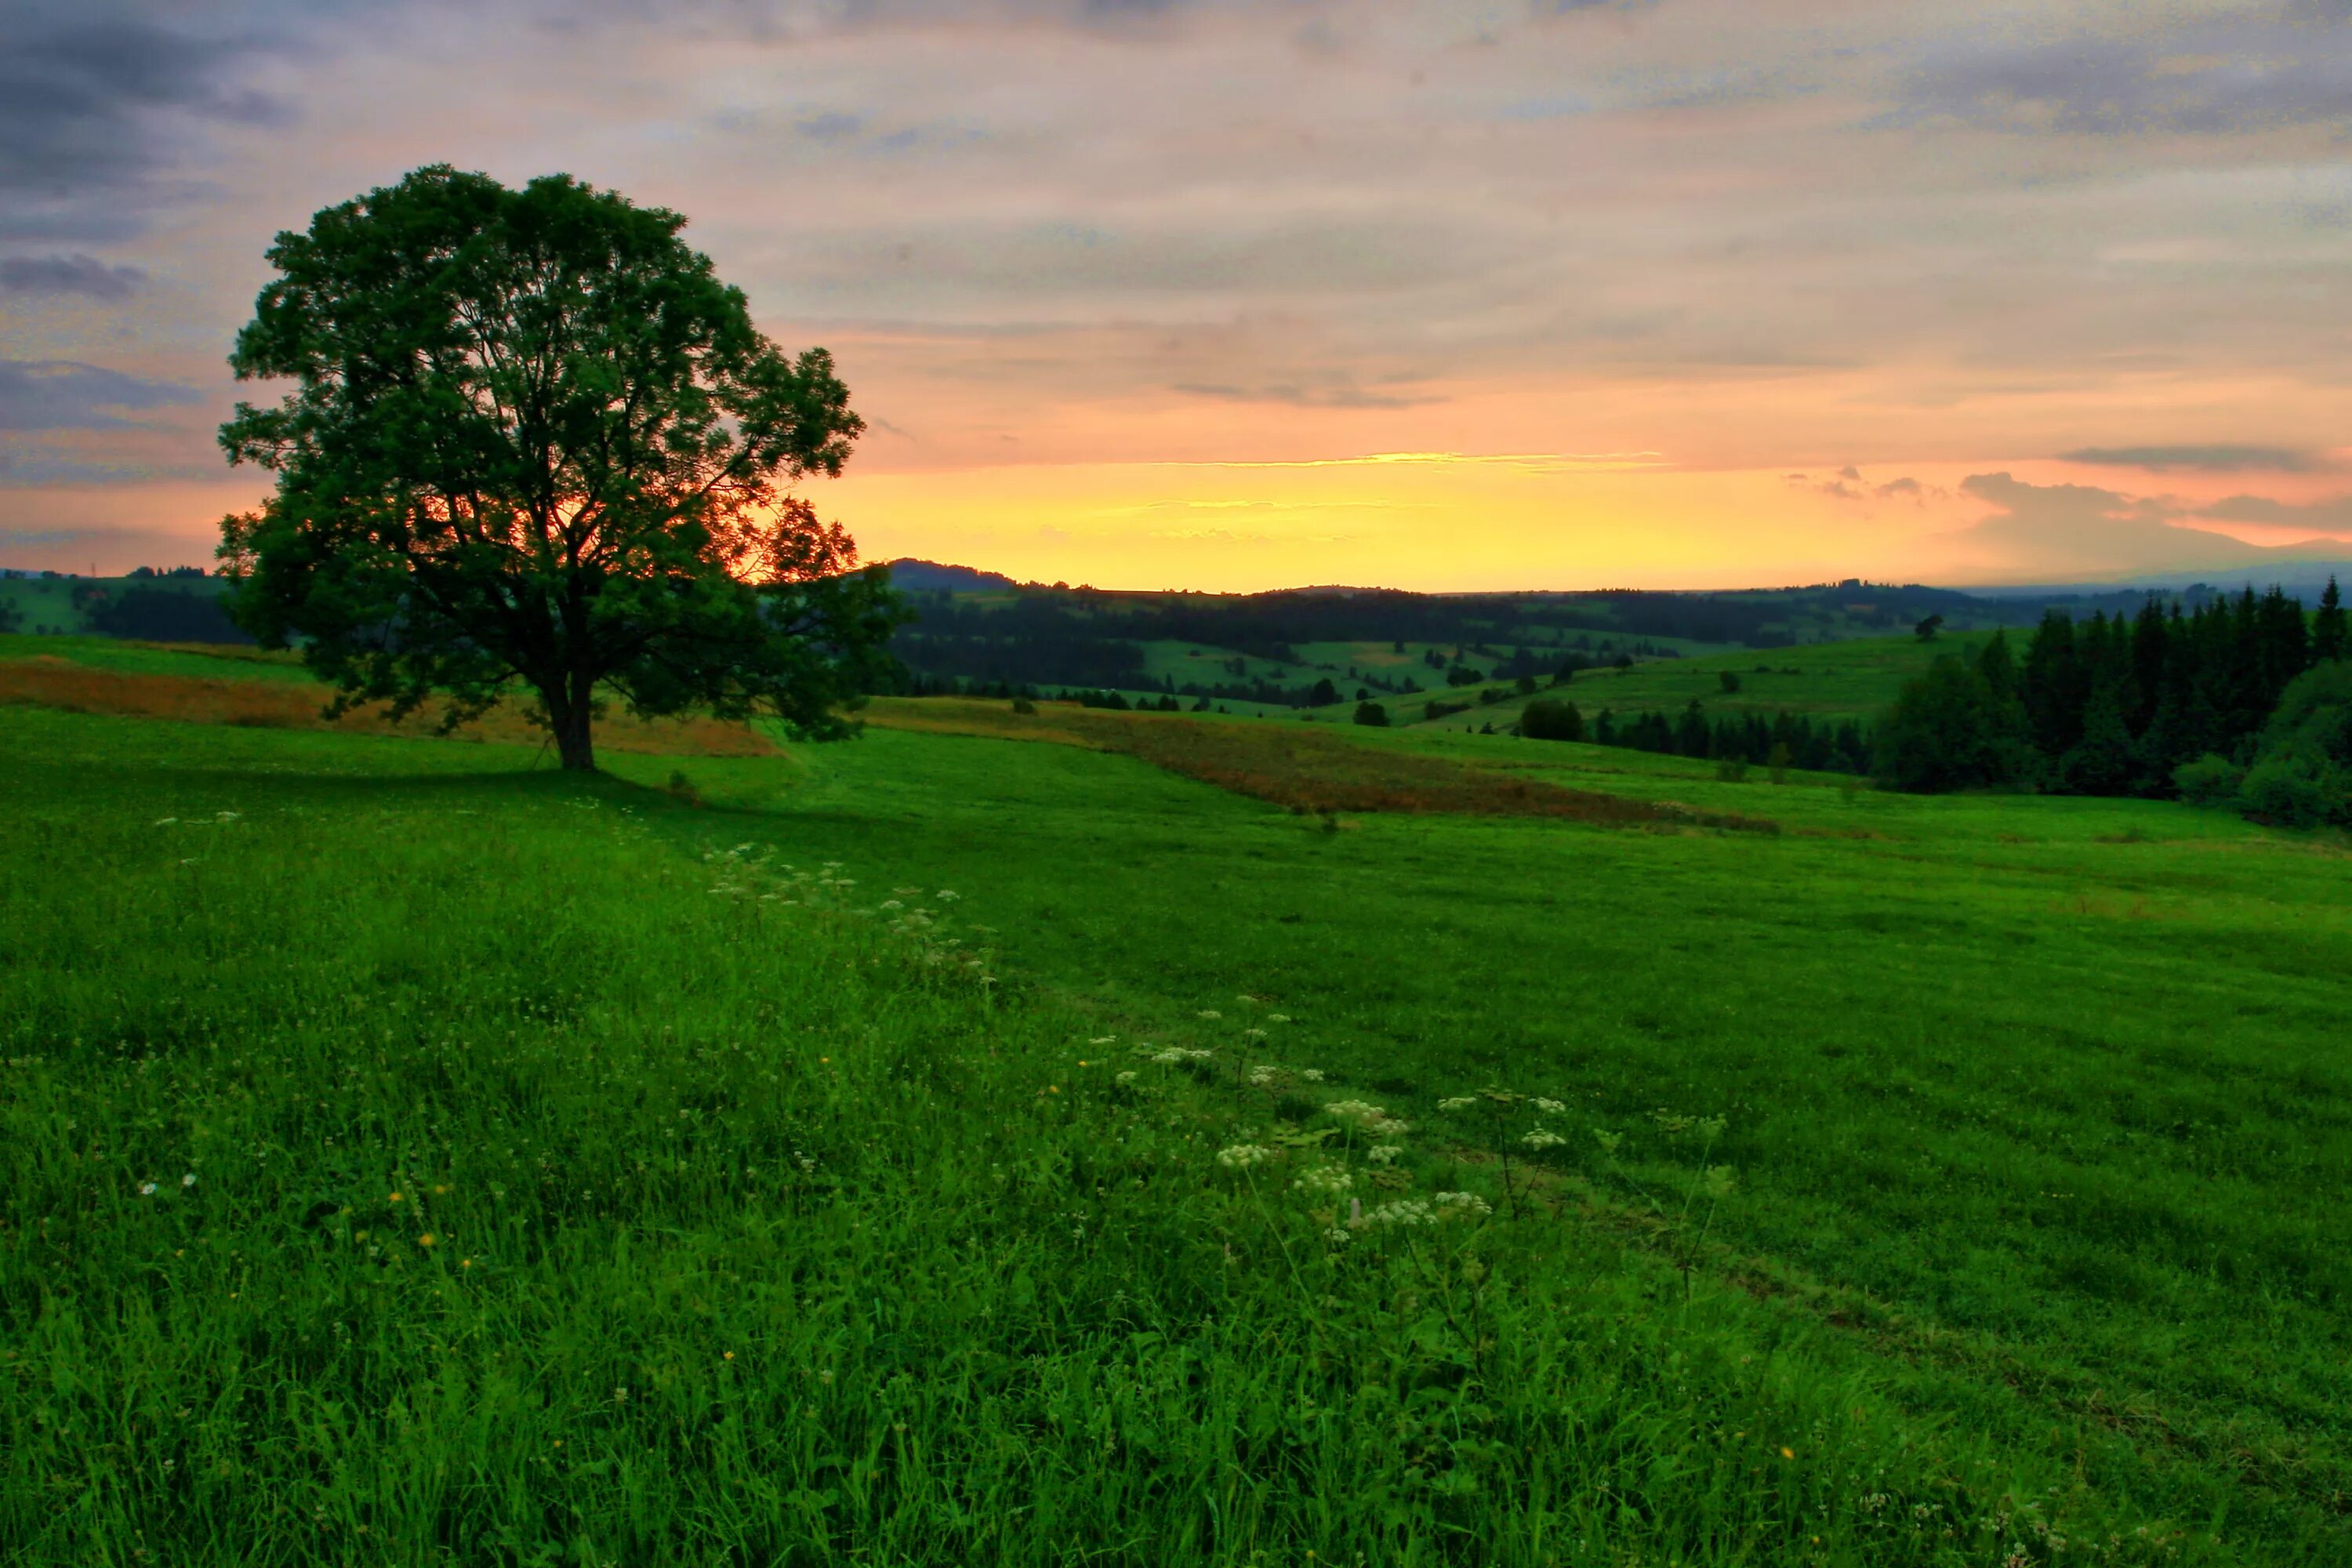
(867, 698, 1777, 831)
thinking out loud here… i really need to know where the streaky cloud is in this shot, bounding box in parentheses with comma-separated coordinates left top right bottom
(2060, 445, 2330, 474)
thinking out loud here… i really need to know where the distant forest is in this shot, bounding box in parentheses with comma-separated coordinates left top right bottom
(1879, 580, 2351, 824)
(886, 576, 2043, 706)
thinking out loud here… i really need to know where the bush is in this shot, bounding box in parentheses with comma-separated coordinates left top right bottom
(1714, 758, 1751, 783)
(1011, 696, 1037, 715)
(2172, 753, 2241, 807)
(2227, 662, 2352, 826)
(1352, 700, 1389, 728)
(1519, 697, 1584, 742)
(2238, 748, 2349, 829)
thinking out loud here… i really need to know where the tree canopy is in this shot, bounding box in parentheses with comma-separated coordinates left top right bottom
(216, 165, 901, 770)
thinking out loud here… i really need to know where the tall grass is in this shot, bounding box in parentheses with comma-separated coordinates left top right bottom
(2, 725, 2177, 1565)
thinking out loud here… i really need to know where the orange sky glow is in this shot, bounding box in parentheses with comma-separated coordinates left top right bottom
(8, 2, 2352, 589)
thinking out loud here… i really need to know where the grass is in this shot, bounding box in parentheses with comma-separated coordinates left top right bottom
(0, 576, 228, 638)
(5, 645, 2351, 1563)
(1380, 633, 2002, 728)
(0, 650, 779, 757)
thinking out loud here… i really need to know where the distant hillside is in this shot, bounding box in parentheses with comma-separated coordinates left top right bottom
(881, 559, 1019, 593)
(0, 572, 249, 644)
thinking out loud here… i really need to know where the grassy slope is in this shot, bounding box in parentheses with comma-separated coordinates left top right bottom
(1361, 632, 2005, 728)
(5, 677, 2349, 1560)
(0, 576, 227, 637)
(0, 633, 314, 682)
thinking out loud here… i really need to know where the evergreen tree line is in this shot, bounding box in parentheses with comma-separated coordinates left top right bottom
(1517, 695, 1871, 774)
(1592, 704, 1871, 775)
(1875, 580, 2349, 797)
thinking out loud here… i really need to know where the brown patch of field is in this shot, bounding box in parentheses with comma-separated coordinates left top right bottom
(866, 698, 1776, 830)
(0, 660, 777, 757)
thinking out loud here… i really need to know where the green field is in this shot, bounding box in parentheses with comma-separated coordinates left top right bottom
(1, 575, 230, 638)
(5, 656, 2350, 1563)
(1366, 632, 2002, 728)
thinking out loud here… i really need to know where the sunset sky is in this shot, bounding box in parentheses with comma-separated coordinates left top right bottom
(7, 0, 2352, 590)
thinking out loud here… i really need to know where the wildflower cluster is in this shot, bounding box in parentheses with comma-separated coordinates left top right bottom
(1291, 1164, 1352, 1194)
(1323, 1099, 1411, 1138)
(1216, 1143, 1276, 1170)
(1350, 1191, 1490, 1230)
(699, 848, 996, 985)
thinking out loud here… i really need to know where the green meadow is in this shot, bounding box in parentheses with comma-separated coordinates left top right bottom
(1386, 634, 2005, 728)
(5, 652, 2350, 1563)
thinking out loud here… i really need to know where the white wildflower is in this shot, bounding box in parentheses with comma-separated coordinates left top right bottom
(1356, 1199, 1436, 1229)
(936, 890, 960, 901)
(1323, 1099, 1385, 1122)
(1114, 1070, 1140, 1087)
(1300, 1069, 1325, 1082)
(1088, 1036, 1117, 1046)
(153, 818, 176, 826)
(1434, 1191, 1494, 1219)
(1365, 1145, 1403, 1166)
(1436, 1096, 1475, 1112)
(878, 899, 903, 912)
(1292, 1165, 1352, 1194)
(1367, 1116, 1412, 1138)
(1520, 1127, 1568, 1150)
(1216, 1144, 1276, 1170)
(1247, 1065, 1279, 1087)
(1196, 1009, 1222, 1022)
(1324, 1228, 1352, 1245)
(138, 1182, 158, 1196)
(1534, 1097, 1568, 1116)
(181, 1172, 196, 1188)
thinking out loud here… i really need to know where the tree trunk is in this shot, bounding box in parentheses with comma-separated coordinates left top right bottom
(548, 672, 597, 771)
(554, 706, 596, 771)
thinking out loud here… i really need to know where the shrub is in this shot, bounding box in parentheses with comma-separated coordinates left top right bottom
(2172, 753, 2241, 807)
(1352, 701, 1389, 728)
(1714, 758, 1751, 782)
(1519, 698, 1584, 742)
(2238, 748, 2349, 829)
(1011, 696, 1037, 715)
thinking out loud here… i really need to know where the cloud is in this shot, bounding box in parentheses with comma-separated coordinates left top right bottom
(0, 358, 204, 431)
(0, 10, 292, 241)
(1939, 471, 2257, 575)
(0, 527, 87, 548)
(795, 111, 863, 143)
(1897, 20, 2352, 137)
(2194, 493, 2352, 534)
(1791, 469, 1937, 504)
(0, 252, 146, 299)
(2059, 444, 2329, 474)
(1172, 381, 1435, 411)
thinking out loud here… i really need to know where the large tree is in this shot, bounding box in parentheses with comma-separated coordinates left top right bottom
(217, 165, 901, 770)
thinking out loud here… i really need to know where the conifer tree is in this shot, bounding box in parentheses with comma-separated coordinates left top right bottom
(2315, 575, 2347, 664)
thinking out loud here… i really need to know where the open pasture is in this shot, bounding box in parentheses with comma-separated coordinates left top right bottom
(4, 670, 2350, 1563)
(1391, 633, 2002, 728)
